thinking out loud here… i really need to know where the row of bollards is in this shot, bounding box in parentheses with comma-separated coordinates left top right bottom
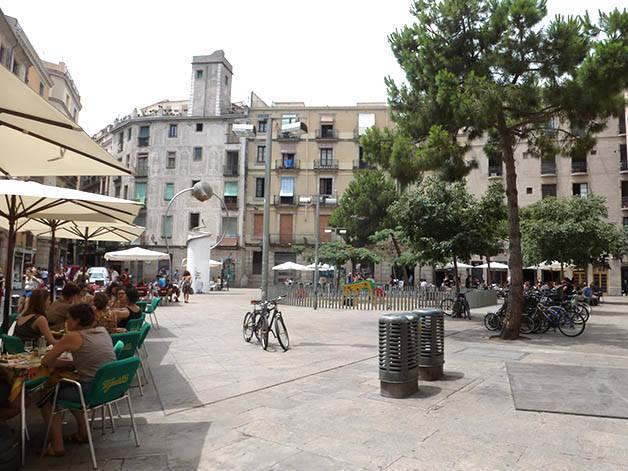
(378, 309, 444, 398)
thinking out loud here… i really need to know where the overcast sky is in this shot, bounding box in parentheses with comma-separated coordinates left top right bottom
(2, 0, 625, 135)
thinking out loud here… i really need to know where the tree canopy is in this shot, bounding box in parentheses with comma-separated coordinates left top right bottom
(521, 195, 628, 270)
(371, 0, 628, 339)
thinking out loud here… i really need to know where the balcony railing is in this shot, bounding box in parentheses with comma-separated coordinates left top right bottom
(273, 195, 299, 206)
(315, 129, 338, 140)
(571, 160, 587, 173)
(488, 165, 503, 177)
(223, 165, 238, 176)
(270, 233, 295, 245)
(353, 159, 371, 170)
(276, 133, 300, 142)
(274, 159, 300, 170)
(225, 133, 240, 144)
(541, 160, 556, 175)
(622, 196, 628, 209)
(224, 197, 238, 210)
(314, 159, 339, 170)
(621, 160, 628, 172)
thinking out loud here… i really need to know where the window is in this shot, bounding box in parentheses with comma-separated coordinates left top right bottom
(127, 128, 132, 141)
(225, 75, 229, 85)
(224, 182, 238, 208)
(193, 147, 203, 161)
(621, 144, 627, 171)
(118, 132, 123, 151)
(222, 217, 237, 237)
(488, 157, 502, 176)
(135, 183, 147, 204)
(282, 153, 295, 168)
(319, 178, 333, 196)
(168, 124, 178, 138)
(526, 187, 533, 194)
(165, 183, 174, 200)
(255, 177, 265, 198)
(39, 82, 44, 96)
(114, 185, 121, 198)
(167, 152, 176, 169)
(123, 185, 128, 200)
(320, 123, 334, 138)
(281, 114, 297, 127)
(196, 70, 203, 79)
(257, 146, 266, 163)
(196, 123, 203, 132)
(65, 94, 70, 108)
(571, 156, 587, 173)
(226, 151, 238, 175)
(541, 184, 557, 198)
(138, 126, 150, 146)
(319, 148, 333, 166)
(358, 113, 375, 135)
(252, 251, 262, 274)
(624, 217, 628, 226)
(136, 155, 148, 177)
(258, 120, 267, 133)
(253, 214, 264, 237)
(12, 60, 18, 75)
(125, 154, 130, 167)
(0, 45, 4, 65)
(280, 177, 295, 203)
(620, 110, 626, 134)
(189, 213, 200, 230)
(162, 215, 173, 238)
(134, 210, 146, 227)
(573, 183, 588, 198)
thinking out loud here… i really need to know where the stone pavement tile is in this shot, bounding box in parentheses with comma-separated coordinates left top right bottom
(268, 450, 364, 470)
(382, 456, 424, 470)
(516, 447, 622, 471)
(238, 419, 322, 448)
(120, 454, 168, 470)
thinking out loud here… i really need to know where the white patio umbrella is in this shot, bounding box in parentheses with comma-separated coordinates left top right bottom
(104, 247, 170, 262)
(209, 259, 222, 267)
(441, 262, 474, 270)
(0, 179, 142, 328)
(0, 65, 130, 177)
(304, 263, 335, 271)
(476, 262, 509, 269)
(272, 262, 308, 271)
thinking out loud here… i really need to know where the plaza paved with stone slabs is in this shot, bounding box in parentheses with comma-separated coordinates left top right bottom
(19, 289, 628, 470)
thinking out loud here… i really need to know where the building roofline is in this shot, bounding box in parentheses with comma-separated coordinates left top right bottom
(109, 113, 248, 133)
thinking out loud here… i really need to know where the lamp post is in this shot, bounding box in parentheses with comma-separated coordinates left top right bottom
(233, 118, 307, 301)
(163, 181, 228, 280)
(308, 196, 339, 309)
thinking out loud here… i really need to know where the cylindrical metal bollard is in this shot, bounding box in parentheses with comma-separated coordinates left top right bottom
(413, 309, 444, 381)
(378, 312, 420, 398)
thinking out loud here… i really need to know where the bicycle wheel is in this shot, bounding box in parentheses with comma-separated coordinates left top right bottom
(520, 315, 536, 335)
(252, 312, 261, 341)
(441, 298, 455, 317)
(483, 313, 501, 331)
(242, 312, 254, 342)
(259, 315, 269, 350)
(464, 301, 471, 320)
(275, 315, 289, 351)
(558, 312, 586, 337)
(574, 304, 590, 323)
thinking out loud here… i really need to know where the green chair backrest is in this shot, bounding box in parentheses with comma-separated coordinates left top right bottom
(85, 357, 141, 407)
(1, 334, 25, 354)
(9, 313, 18, 325)
(146, 297, 160, 312)
(125, 314, 146, 332)
(136, 301, 147, 313)
(113, 340, 124, 360)
(137, 322, 151, 349)
(109, 331, 141, 360)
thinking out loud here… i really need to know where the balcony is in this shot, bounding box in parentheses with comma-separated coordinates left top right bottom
(315, 128, 338, 140)
(317, 195, 338, 206)
(224, 196, 238, 210)
(270, 233, 295, 246)
(273, 195, 299, 206)
(353, 159, 371, 170)
(488, 165, 503, 177)
(314, 159, 339, 170)
(223, 165, 239, 176)
(276, 132, 300, 142)
(225, 132, 240, 145)
(541, 160, 557, 176)
(274, 159, 300, 170)
(571, 160, 587, 174)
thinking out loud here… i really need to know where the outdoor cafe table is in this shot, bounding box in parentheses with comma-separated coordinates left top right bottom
(0, 351, 75, 403)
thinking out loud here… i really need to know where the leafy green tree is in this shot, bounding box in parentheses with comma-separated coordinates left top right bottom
(372, 0, 628, 338)
(391, 176, 485, 292)
(521, 195, 627, 277)
(474, 182, 509, 282)
(310, 240, 382, 275)
(329, 170, 398, 248)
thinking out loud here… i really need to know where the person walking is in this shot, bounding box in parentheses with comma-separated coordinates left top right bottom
(181, 270, 193, 303)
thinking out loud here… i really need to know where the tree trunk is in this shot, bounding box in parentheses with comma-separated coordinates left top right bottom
(498, 118, 524, 340)
(453, 255, 460, 294)
(390, 233, 409, 284)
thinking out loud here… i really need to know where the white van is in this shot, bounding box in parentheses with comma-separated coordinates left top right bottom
(88, 267, 110, 286)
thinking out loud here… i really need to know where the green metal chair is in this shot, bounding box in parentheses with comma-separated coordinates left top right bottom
(41, 357, 141, 470)
(113, 340, 124, 360)
(125, 314, 146, 332)
(9, 313, 18, 325)
(110, 331, 143, 395)
(143, 297, 160, 330)
(1, 333, 25, 353)
(135, 323, 152, 396)
(136, 301, 147, 313)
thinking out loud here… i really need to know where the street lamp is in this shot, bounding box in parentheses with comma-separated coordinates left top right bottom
(163, 181, 228, 278)
(233, 117, 307, 301)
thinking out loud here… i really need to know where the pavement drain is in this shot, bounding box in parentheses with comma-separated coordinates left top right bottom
(455, 347, 528, 361)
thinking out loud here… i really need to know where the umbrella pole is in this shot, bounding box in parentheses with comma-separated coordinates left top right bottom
(82, 232, 88, 279)
(2, 214, 17, 334)
(48, 224, 56, 301)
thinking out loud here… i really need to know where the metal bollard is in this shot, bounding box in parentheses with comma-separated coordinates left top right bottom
(413, 309, 444, 381)
(378, 312, 420, 398)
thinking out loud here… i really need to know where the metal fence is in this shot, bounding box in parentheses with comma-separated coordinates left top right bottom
(268, 285, 498, 311)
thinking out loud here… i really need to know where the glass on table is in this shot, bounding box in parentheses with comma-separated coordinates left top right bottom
(24, 340, 33, 353)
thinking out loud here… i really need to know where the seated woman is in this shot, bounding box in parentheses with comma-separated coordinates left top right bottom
(92, 292, 119, 334)
(14, 288, 56, 346)
(46, 282, 80, 331)
(76, 283, 93, 305)
(105, 282, 121, 308)
(38, 303, 116, 456)
(112, 286, 142, 329)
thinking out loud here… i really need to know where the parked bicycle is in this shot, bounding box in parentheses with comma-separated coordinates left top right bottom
(242, 296, 289, 351)
(440, 291, 471, 319)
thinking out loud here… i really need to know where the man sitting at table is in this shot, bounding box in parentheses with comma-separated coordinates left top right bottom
(38, 303, 115, 456)
(46, 283, 80, 331)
